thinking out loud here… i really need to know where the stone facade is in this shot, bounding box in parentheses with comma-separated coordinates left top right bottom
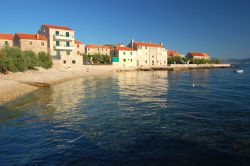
(0, 34, 14, 48)
(85, 45, 111, 55)
(128, 40, 168, 67)
(74, 40, 85, 55)
(13, 33, 48, 54)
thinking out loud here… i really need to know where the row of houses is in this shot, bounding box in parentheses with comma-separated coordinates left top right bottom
(167, 50, 210, 60)
(0, 24, 210, 68)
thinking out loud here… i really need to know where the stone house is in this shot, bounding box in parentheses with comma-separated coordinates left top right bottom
(13, 33, 48, 54)
(128, 40, 168, 67)
(0, 33, 14, 48)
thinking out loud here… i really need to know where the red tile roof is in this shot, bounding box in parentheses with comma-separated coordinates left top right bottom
(15, 33, 47, 40)
(113, 45, 134, 51)
(86, 45, 112, 49)
(188, 52, 209, 57)
(168, 50, 180, 56)
(42, 24, 73, 31)
(0, 33, 14, 40)
(133, 42, 164, 48)
(75, 40, 84, 45)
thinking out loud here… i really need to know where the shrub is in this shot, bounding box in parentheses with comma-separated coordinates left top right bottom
(38, 52, 52, 69)
(0, 47, 52, 73)
(23, 50, 38, 70)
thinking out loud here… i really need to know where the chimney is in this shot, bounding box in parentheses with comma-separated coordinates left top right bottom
(131, 39, 134, 48)
(36, 33, 39, 39)
(160, 43, 163, 46)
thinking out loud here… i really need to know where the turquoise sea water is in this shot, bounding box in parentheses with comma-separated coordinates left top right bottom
(0, 65, 250, 165)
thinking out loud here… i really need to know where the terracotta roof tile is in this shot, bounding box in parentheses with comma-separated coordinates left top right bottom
(112, 45, 134, 51)
(188, 52, 209, 57)
(42, 24, 73, 31)
(86, 45, 112, 49)
(75, 40, 84, 44)
(168, 50, 180, 56)
(133, 42, 164, 48)
(0, 33, 14, 40)
(15, 33, 47, 40)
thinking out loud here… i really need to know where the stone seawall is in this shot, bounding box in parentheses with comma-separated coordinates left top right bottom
(136, 64, 231, 71)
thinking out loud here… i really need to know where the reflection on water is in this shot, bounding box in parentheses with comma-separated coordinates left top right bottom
(1, 68, 250, 165)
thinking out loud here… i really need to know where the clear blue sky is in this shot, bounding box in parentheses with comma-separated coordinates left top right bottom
(1, 0, 249, 58)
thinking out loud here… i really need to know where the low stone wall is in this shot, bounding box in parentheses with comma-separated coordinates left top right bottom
(169, 64, 231, 68)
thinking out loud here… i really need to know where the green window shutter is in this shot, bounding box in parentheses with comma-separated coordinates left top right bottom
(66, 32, 69, 37)
(66, 41, 70, 47)
(130, 52, 133, 55)
(4, 41, 9, 46)
(56, 31, 59, 36)
(67, 51, 70, 55)
(123, 52, 126, 55)
(56, 41, 60, 46)
(123, 59, 126, 62)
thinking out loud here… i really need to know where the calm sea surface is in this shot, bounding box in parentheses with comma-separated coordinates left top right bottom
(0, 65, 250, 166)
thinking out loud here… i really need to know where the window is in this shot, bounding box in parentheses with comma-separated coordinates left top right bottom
(145, 46, 148, 49)
(29, 41, 33, 45)
(77, 51, 80, 55)
(98, 48, 100, 51)
(66, 41, 70, 47)
(123, 59, 126, 62)
(66, 32, 69, 37)
(123, 52, 126, 55)
(145, 60, 147, 63)
(63, 60, 66, 64)
(56, 31, 59, 36)
(72, 60, 76, 64)
(130, 52, 133, 55)
(56, 41, 60, 46)
(4, 41, 9, 46)
(131, 59, 132, 62)
(41, 42, 45, 46)
(77, 44, 79, 48)
(66, 51, 70, 55)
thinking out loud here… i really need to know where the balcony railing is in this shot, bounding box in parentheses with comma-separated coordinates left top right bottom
(55, 45, 74, 50)
(54, 35, 74, 41)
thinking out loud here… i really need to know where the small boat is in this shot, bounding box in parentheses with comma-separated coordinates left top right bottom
(234, 69, 244, 73)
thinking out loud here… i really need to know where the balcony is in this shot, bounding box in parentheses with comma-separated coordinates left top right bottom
(55, 45, 74, 50)
(54, 35, 74, 41)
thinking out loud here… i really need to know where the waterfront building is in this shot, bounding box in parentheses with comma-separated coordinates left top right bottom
(0, 33, 14, 48)
(13, 33, 48, 54)
(167, 50, 181, 57)
(186, 52, 210, 60)
(128, 40, 168, 67)
(111, 45, 137, 67)
(85, 45, 111, 55)
(38, 24, 83, 67)
(74, 40, 85, 55)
